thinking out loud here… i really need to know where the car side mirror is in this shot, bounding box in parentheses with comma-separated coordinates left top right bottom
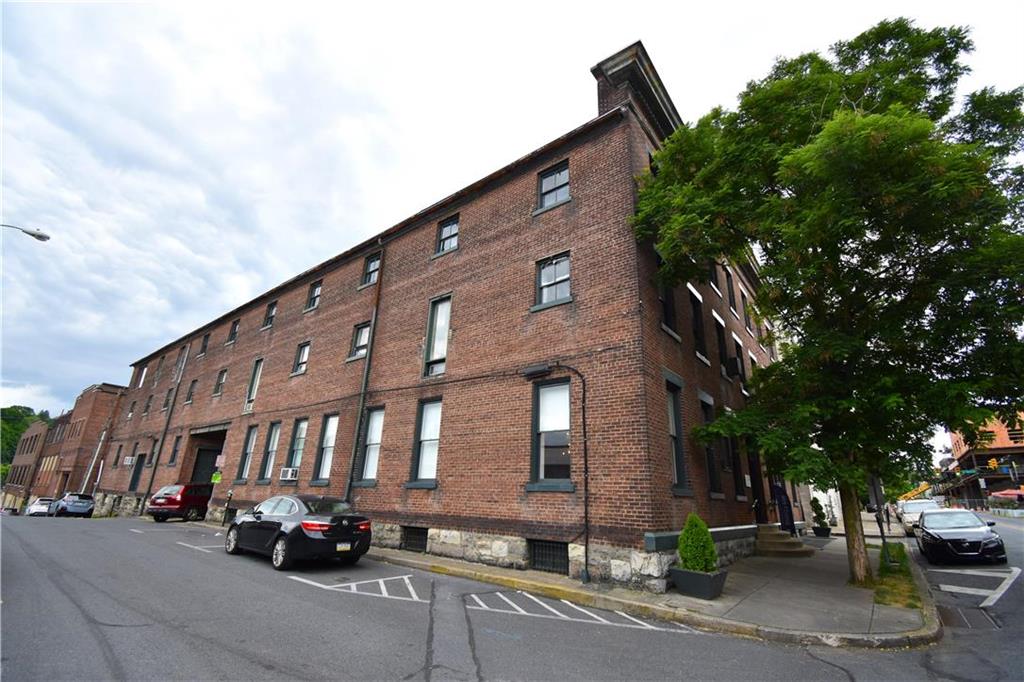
(253, 511, 262, 519)
(912, 522, 920, 529)
(987, 521, 995, 527)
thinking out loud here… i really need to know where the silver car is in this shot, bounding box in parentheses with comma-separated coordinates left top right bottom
(900, 499, 941, 535)
(25, 497, 54, 516)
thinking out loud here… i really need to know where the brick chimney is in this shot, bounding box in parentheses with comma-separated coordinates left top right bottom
(592, 41, 682, 141)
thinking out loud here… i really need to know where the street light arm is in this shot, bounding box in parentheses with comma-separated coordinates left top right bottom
(1, 224, 51, 242)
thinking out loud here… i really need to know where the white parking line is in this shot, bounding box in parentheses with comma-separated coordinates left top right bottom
(470, 594, 489, 609)
(176, 542, 212, 553)
(560, 599, 610, 623)
(497, 592, 527, 614)
(378, 579, 389, 597)
(403, 576, 420, 602)
(518, 591, 568, 618)
(615, 610, 657, 629)
(287, 575, 428, 603)
(929, 566, 1021, 608)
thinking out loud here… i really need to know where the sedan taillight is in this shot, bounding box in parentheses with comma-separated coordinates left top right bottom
(356, 521, 371, 533)
(301, 520, 332, 533)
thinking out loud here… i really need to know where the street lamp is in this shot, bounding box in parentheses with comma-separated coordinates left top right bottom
(1, 224, 50, 242)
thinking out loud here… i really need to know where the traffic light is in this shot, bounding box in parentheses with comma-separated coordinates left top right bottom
(988, 458, 999, 469)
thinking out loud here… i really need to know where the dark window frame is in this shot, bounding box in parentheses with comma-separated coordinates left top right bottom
(236, 425, 259, 482)
(263, 301, 278, 329)
(162, 388, 173, 411)
(311, 413, 340, 483)
(168, 435, 181, 466)
(350, 323, 371, 359)
(535, 252, 571, 307)
(424, 295, 451, 377)
(285, 418, 309, 469)
(361, 253, 381, 286)
(257, 421, 282, 481)
(184, 379, 198, 404)
(198, 333, 210, 356)
(142, 394, 153, 416)
(355, 406, 385, 483)
(537, 160, 570, 210)
(436, 215, 459, 254)
(113, 443, 123, 468)
(213, 369, 227, 396)
(725, 269, 737, 312)
(690, 291, 707, 357)
(700, 399, 723, 495)
(408, 398, 442, 485)
(227, 319, 240, 344)
(292, 341, 311, 374)
(530, 378, 572, 486)
(305, 280, 322, 310)
(667, 380, 689, 492)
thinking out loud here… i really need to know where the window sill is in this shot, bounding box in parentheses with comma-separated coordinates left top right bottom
(709, 282, 723, 298)
(345, 354, 366, 364)
(660, 324, 681, 343)
(212, 392, 223, 399)
(195, 352, 206, 359)
(260, 324, 273, 332)
(166, 461, 177, 467)
(279, 480, 298, 487)
(183, 400, 193, 405)
(530, 297, 573, 313)
(233, 479, 247, 485)
(309, 479, 330, 487)
(404, 480, 438, 490)
(242, 405, 254, 415)
(736, 495, 748, 502)
(729, 308, 739, 321)
(356, 281, 377, 292)
(746, 327, 755, 339)
(431, 247, 457, 260)
(255, 479, 271, 486)
(289, 370, 307, 377)
(695, 351, 711, 367)
(532, 197, 572, 217)
(225, 340, 236, 347)
(525, 480, 575, 493)
(303, 304, 319, 314)
(672, 485, 694, 497)
(710, 491, 726, 500)
(351, 479, 377, 488)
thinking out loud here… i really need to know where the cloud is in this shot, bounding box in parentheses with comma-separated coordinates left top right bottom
(1, 381, 63, 414)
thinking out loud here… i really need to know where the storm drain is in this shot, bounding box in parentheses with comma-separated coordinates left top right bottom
(937, 605, 1000, 630)
(402, 526, 429, 553)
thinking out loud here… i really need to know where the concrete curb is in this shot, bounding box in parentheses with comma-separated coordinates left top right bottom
(368, 549, 943, 649)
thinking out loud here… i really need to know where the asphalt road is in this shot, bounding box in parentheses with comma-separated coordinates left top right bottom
(2, 515, 1022, 681)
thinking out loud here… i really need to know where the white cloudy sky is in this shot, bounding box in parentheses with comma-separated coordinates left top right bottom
(2, 1, 1021, 458)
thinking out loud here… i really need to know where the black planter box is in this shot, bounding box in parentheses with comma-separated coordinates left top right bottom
(668, 567, 728, 600)
(812, 527, 831, 538)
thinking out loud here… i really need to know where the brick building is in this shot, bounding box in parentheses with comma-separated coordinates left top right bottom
(2, 419, 49, 510)
(52, 383, 125, 497)
(935, 414, 1024, 505)
(95, 43, 807, 589)
(31, 412, 71, 500)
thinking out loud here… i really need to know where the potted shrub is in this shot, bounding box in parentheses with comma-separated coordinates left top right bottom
(668, 513, 728, 599)
(810, 497, 831, 537)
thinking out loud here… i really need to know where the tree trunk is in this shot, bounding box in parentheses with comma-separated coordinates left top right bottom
(838, 480, 872, 586)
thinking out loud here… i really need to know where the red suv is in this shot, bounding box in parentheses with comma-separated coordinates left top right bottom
(147, 483, 214, 522)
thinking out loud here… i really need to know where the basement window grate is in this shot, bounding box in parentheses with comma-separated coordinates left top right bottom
(528, 539, 569, 575)
(402, 526, 429, 553)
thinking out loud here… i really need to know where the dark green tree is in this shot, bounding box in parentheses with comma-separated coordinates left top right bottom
(635, 19, 1024, 584)
(1, 405, 41, 465)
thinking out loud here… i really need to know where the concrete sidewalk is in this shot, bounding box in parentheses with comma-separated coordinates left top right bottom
(830, 511, 903, 538)
(369, 536, 941, 649)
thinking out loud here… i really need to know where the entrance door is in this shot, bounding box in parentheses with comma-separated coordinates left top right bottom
(128, 457, 146, 492)
(191, 448, 220, 483)
(748, 451, 768, 524)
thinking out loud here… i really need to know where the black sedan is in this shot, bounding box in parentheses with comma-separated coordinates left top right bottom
(225, 494, 372, 570)
(914, 509, 1007, 564)
(47, 493, 95, 518)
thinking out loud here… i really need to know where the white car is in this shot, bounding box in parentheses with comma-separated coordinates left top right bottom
(900, 499, 941, 535)
(25, 497, 54, 516)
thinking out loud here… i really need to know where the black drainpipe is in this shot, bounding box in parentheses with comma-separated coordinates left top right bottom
(344, 239, 385, 503)
(138, 343, 190, 514)
(554, 362, 591, 583)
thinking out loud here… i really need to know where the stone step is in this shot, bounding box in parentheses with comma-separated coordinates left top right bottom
(756, 538, 807, 548)
(756, 545, 816, 558)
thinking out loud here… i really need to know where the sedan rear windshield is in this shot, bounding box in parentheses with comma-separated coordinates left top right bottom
(904, 501, 940, 512)
(924, 512, 984, 529)
(303, 499, 352, 514)
(155, 486, 184, 496)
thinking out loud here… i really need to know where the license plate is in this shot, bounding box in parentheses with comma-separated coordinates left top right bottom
(336, 542, 351, 552)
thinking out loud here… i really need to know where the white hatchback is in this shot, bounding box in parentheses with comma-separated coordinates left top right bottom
(25, 497, 54, 516)
(900, 499, 942, 535)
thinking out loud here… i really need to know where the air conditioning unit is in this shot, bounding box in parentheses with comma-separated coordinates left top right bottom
(280, 467, 298, 481)
(123, 456, 135, 466)
(725, 357, 743, 378)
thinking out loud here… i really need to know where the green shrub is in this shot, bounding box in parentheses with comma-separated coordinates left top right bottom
(677, 513, 718, 573)
(810, 497, 828, 527)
